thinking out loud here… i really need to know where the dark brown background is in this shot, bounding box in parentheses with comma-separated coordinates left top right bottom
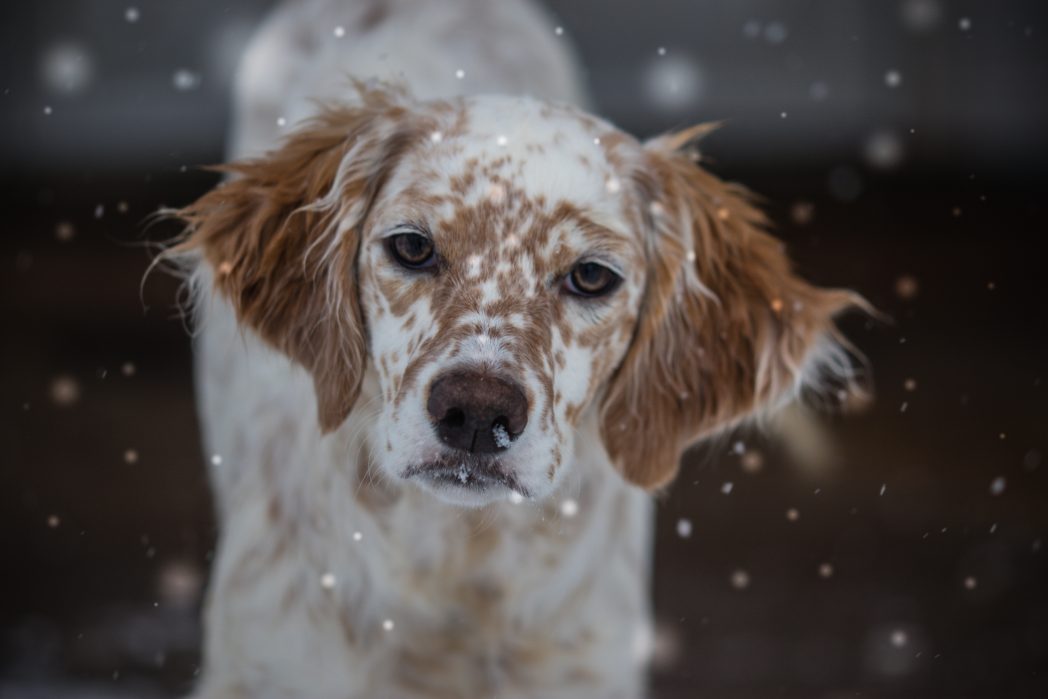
(2, 1, 1046, 697)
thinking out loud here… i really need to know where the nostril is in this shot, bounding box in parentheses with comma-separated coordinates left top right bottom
(444, 407, 465, 428)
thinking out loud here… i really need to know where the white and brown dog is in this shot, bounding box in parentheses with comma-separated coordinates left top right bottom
(170, 0, 863, 697)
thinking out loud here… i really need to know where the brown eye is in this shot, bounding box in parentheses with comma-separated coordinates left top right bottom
(564, 261, 621, 298)
(387, 232, 436, 270)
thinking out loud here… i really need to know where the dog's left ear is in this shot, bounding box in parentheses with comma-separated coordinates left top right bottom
(600, 127, 869, 489)
(170, 87, 423, 433)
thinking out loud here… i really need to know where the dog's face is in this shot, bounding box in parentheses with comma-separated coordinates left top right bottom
(358, 97, 647, 504)
(176, 86, 863, 506)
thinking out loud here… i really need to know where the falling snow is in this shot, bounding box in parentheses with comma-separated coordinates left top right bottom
(172, 69, 201, 91)
(492, 423, 511, 449)
(560, 499, 579, 518)
(676, 519, 693, 538)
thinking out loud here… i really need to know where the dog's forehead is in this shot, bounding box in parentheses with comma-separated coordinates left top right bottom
(395, 96, 639, 214)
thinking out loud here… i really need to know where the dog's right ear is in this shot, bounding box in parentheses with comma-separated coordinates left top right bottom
(169, 86, 424, 433)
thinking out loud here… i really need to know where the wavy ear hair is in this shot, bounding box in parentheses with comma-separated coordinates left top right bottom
(601, 126, 870, 489)
(167, 86, 424, 433)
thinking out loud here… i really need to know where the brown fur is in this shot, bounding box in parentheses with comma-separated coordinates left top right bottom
(172, 87, 428, 432)
(599, 134, 864, 489)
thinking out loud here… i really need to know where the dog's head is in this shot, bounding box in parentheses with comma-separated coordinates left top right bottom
(174, 85, 864, 506)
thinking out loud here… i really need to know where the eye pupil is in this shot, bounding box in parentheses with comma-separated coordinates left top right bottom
(389, 232, 435, 269)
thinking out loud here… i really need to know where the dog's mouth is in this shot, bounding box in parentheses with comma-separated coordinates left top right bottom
(403, 454, 530, 499)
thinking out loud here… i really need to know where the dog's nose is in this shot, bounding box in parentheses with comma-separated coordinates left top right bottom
(427, 371, 528, 453)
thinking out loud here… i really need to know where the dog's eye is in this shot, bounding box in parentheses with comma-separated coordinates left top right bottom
(564, 261, 622, 298)
(387, 232, 436, 270)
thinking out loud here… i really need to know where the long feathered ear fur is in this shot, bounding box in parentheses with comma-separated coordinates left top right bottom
(166, 85, 423, 433)
(600, 127, 870, 489)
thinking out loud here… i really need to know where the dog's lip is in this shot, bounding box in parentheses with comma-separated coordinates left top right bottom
(403, 455, 530, 498)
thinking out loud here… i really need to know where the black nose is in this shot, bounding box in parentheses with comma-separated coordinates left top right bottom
(427, 371, 529, 453)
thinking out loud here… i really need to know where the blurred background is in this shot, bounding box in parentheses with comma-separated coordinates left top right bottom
(1, 1, 1046, 697)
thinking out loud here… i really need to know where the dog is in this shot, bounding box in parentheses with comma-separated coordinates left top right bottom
(168, 0, 864, 696)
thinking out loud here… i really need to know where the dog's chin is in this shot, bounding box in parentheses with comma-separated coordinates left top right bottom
(402, 455, 530, 508)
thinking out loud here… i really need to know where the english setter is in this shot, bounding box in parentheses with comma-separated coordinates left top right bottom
(170, 0, 863, 697)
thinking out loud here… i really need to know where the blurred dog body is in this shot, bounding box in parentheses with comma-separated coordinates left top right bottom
(176, 1, 861, 697)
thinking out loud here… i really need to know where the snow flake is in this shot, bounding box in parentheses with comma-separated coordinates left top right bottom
(958, 17, 972, 31)
(676, 518, 692, 538)
(429, 130, 443, 143)
(492, 423, 511, 449)
(455, 69, 465, 80)
(124, 449, 139, 464)
(43, 105, 53, 116)
(172, 69, 201, 91)
(42, 42, 94, 94)
(125, 7, 140, 23)
(276, 116, 286, 127)
(895, 275, 919, 299)
(721, 481, 734, 495)
(891, 629, 909, 647)
(508, 491, 524, 505)
(210, 454, 223, 466)
(353, 531, 363, 542)
(818, 563, 834, 578)
(50, 375, 80, 406)
(740, 450, 763, 473)
(885, 70, 903, 88)
(864, 130, 904, 170)
(320, 572, 337, 589)
(730, 569, 750, 589)
(496, 134, 508, 146)
(333, 26, 345, 38)
(880, 483, 887, 496)
(963, 576, 977, 590)
(560, 499, 579, 518)
(685, 250, 696, 263)
(644, 53, 704, 112)
(809, 81, 829, 102)
(382, 619, 395, 631)
(989, 476, 1006, 496)
(554, 26, 564, 36)
(55, 221, 75, 242)
(786, 508, 800, 522)
(901, 0, 942, 32)
(456, 463, 469, 484)
(605, 177, 621, 193)
(47, 514, 61, 528)
(764, 22, 788, 44)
